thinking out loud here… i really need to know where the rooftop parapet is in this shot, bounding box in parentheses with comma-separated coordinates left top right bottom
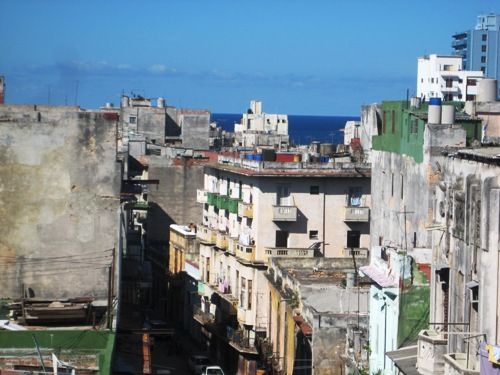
(213, 155, 371, 177)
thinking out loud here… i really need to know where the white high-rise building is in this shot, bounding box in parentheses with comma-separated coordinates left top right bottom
(417, 54, 484, 102)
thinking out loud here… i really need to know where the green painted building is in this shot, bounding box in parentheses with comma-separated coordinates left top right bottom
(372, 100, 482, 163)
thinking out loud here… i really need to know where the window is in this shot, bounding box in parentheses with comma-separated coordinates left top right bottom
(247, 280, 252, 310)
(481, 67, 486, 73)
(129, 116, 137, 124)
(240, 277, 247, 308)
(277, 185, 291, 206)
(391, 173, 394, 197)
(348, 187, 362, 207)
(431, 78, 434, 83)
(206, 257, 210, 282)
(310, 186, 320, 195)
(235, 270, 240, 297)
(481, 56, 486, 63)
(401, 175, 404, 199)
(382, 111, 387, 133)
(275, 230, 289, 247)
(467, 79, 477, 86)
(391, 111, 396, 134)
(482, 45, 487, 52)
(445, 79, 453, 88)
(410, 118, 419, 134)
(309, 230, 319, 240)
(347, 231, 361, 248)
(482, 34, 487, 41)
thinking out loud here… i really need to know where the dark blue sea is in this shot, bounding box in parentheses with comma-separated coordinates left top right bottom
(212, 113, 359, 145)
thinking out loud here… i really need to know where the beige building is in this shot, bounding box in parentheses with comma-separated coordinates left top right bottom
(194, 155, 371, 374)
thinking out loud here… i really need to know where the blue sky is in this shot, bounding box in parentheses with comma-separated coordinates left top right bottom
(1, 1, 499, 115)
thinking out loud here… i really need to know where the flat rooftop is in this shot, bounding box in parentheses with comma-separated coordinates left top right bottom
(210, 156, 371, 178)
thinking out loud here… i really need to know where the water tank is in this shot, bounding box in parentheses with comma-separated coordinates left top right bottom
(157, 97, 165, 108)
(310, 141, 321, 154)
(410, 97, 421, 109)
(105, 102, 113, 108)
(320, 143, 334, 155)
(478, 79, 497, 102)
(441, 105, 455, 125)
(121, 96, 130, 108)
(428, 98, 442, 124)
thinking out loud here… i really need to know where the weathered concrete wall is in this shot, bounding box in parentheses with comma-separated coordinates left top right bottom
(180, 112, 210, 150)
(147, 157, 204, 249)
(0, 104, 121, 299)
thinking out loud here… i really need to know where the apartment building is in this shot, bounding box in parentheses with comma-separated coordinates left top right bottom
(452, 14, 500, 94)
(234, 100, 290, 148)
(194, 154, 371, 374)
(364, 99, 483, 374)
(417, 54, 483, 102)
(265, 257, 370, 375)
(415, 148, 500, 375)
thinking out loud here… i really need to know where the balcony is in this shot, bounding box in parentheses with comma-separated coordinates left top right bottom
(272, 205, 297, 222)
(197, 189, 208, 204)
(227, 238, 238, 255)
(342, 247, 369, 258)
(264, 247, 315, 259)
(417, 330, 448, 375)
(207, 192, 218, 206)
(344, 206, 370, 222)
(452, 39, 467, 49)
(216, 232, 229, 250)
(238, 202, 253, 218)
(228, 198, 240, 214)
(193, 306, 215, 325)
(197, 225, 216, 244)
(444, 353, 479, 375)
(227, 328, 258, 355)
(236, 243, 258, 263)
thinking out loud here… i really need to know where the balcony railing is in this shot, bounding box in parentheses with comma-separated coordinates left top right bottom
(197, 225, 216, 244)
(228, 198, 240, 214)
(238, 202, 253, 218)
(216, 232, 229, 250)
(197, 189, 208, 204)
(207, 192, 218, 206)
(236, 243, 257, 263)
(272, 205, 297, 221)
(193, 306, 215, 325)
(344, 206, 370, 222)
(417, 330, 448, 375)
(264, 247, 315, 259)
(444, 353, 479, 375)
(342, 247, 369, 258)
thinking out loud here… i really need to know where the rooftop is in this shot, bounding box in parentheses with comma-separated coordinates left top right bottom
(209, 156, 371, 178)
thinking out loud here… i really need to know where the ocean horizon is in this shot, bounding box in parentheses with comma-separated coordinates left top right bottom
(212, 113, 359, 145)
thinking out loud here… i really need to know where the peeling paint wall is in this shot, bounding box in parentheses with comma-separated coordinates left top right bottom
(0, 105, 120, 298)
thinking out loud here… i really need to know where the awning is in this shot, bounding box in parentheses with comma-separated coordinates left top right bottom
(386, 345, 418, 375)
(359, 265, 397, 288)
(293, 315, 313, 336)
